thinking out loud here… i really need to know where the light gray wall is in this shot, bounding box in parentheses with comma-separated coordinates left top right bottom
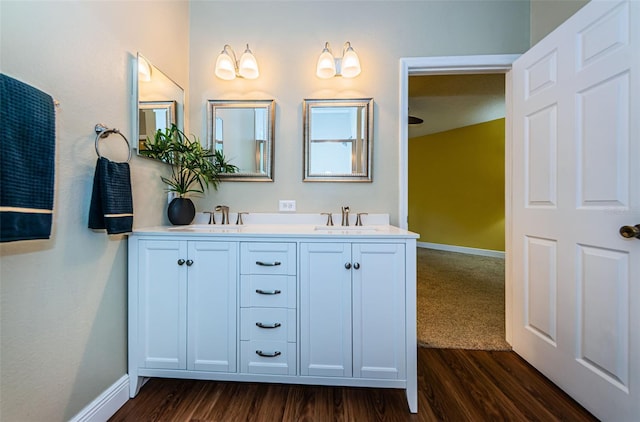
(0, 1, 189, 421)
(1, 1, 529, 421)
(189, 1, 530, 225)
(530, 0, 589, 45)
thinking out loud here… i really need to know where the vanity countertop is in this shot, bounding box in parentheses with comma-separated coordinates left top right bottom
(132, 223, 418, 239)
(132, 213, 418, 239)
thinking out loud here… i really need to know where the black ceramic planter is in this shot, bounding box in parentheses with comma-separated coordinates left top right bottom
(167, 197, 195, 225)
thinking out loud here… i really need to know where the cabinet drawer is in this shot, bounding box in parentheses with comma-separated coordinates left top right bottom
(240, 275, 296, 308)
(240, 308, 296, 342)
(240, 341, 296, 375)
(241, 242, 296, 275)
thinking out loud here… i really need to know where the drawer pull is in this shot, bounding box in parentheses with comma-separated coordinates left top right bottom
(256, 261, 282, 267)
(256, 322, 281, 329)
(255, 289, 282, 295)
(256, 350, 281, 358)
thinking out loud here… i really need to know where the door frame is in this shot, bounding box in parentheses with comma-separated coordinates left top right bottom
(398, 54, 519, 343)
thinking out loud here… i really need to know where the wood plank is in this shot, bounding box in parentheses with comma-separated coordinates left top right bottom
(110, 348, 597, 421)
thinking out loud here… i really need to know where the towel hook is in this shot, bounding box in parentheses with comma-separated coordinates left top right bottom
(94, 123, 131, 163)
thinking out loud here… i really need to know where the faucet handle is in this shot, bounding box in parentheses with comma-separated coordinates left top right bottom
(236, 212, 248, 225)
(355, 212, 368, 226)
(203, 211, 216, 225)
(321, 212, 334, 226)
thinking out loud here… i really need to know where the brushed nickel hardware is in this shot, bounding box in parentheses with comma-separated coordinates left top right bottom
(341, 206, 350, 226)
(256, 289, 282, 295)
(256, 261, 281, 266)
(256, 322, 282, 329)
(355, 212, 368, 226)
(353, 262, 360, 270)
(236, 212, 248, 225)
(186, 259, 194, 266)
(345, 262, 352, 269)
(256, 350, 281, 358)
(177, 259, 185, 266)
(203, 211, 215, 224)
(321, 212, 334, 226)
(215, 205, 229, 224)
(620, 224, 640, 239)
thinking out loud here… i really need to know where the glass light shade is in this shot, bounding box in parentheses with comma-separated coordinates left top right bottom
(316, 46, 336, 79)
(215, 51, 237, 80)
(341, 46, 361, 78)
(238, 45, 259, 79)
(138, 57, 152, 82)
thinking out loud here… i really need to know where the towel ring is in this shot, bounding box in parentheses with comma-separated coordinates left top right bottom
(94, 123, 131, 163)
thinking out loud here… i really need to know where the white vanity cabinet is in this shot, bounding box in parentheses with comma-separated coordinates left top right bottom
(300, 242, 406, 380)
(128, 238, 237, 396)
(128, 222, 418, 412)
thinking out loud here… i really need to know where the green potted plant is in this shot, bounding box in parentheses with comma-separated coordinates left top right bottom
(141, 124, 237, 225)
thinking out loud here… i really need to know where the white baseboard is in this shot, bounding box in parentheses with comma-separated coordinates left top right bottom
(69, 374, 130, 422)
(418, 241, 505, 259)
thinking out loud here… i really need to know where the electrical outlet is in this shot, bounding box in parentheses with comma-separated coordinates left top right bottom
(279, 200, 296, 212)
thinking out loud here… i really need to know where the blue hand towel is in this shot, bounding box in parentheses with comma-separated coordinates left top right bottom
(0, 74, 55, 242)
(88, 157, 133, 234)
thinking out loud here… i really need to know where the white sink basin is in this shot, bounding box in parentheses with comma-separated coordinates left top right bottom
(168, 224, 242, 232)
(314, 225, 378, 232)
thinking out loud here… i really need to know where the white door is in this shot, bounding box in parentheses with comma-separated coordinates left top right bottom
(511, 0, 639, 420)
(138, 239, 187, 370)
(352, 243, 405, 379)
(300, 242, 352, 377)
(187, 241, 237, 372)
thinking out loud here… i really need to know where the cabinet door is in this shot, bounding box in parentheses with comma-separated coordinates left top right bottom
(138, 240, 187, 370)
(187, 241, 237, 372)
(300, 243, 352, 377)
(352, 243, 406, 379)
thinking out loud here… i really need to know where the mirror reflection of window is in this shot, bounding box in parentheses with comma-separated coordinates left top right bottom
(303, 98, 372, 182)
(138, 101, 176, 150)
(206, 99, 275, 181)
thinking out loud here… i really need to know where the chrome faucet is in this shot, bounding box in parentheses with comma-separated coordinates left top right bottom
(355, 212, 368, 226)
(215, 205, 230, 224)
(341, 206, 350, 226)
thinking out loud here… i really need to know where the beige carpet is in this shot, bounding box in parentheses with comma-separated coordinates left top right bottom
(417, 248, 512, 351)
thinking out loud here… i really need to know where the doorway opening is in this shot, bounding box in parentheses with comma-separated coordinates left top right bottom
(399, 55, 519, 347)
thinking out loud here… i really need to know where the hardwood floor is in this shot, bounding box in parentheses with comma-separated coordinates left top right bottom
(110, 347, 597, 421)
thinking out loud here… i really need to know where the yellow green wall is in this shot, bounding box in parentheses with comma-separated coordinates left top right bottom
(409, 118, 505, 251)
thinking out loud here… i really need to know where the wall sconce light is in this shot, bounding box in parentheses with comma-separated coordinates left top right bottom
(214, 44, 260, 80)
(316, 41, 361, 79)
(138, 56, 152, 82)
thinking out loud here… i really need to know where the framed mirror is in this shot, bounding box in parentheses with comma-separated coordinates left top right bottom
(207, 99, 275, 181)
(303, 98, 373, 182)
(134, 53, 185, 154)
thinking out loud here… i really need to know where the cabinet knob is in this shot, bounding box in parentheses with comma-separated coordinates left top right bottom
(345, 262, 352, 269)
(177, 259, 185, 266)
(186, 259, 194, 266)
(353, 262, 360, 270)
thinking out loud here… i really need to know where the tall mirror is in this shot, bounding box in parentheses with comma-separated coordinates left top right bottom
(303, 98, 373, 182)
(207, 99, 275, 181)
(134, 53, 184, 154)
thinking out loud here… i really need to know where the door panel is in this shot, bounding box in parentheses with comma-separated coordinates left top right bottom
(511, 1, 638, 420)
(187, 241, 237, 372)
(300, 243, 352, 377)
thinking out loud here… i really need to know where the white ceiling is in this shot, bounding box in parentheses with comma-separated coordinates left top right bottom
(408, 74, 506, 139)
